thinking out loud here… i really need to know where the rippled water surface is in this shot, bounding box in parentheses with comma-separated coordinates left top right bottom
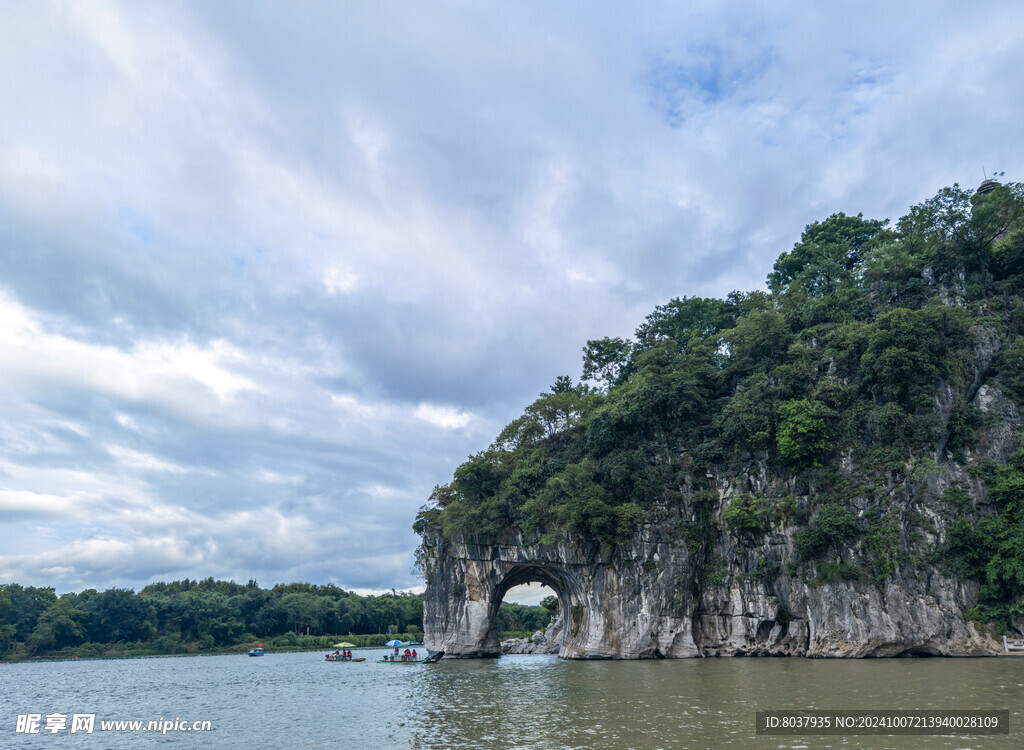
(2, 652, 1022, 748)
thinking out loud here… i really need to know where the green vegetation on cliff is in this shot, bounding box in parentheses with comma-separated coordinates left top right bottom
(416, 181, 1024, 629)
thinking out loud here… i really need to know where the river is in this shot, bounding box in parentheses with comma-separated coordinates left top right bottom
(2, 652, 1021, 748)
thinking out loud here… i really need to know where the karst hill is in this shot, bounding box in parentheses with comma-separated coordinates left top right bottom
(416, 180, 1024, 658)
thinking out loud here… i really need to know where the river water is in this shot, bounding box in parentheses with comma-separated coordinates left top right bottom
(2, 652, 1022, 749)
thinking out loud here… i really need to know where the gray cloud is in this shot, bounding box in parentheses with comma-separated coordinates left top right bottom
(2, 0, 1023, 597)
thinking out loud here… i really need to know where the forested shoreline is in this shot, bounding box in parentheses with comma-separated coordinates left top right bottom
(0, 579, 550, 661)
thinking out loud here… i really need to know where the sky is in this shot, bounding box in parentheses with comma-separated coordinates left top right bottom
(2, 1, 1023, 604)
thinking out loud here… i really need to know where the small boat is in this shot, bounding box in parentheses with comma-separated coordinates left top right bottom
(376, 649, 442, 664)
(376, 658, 427, 664)
(248, 646, 265, 657)
(326, 643, 362, 662)
(325, 653, 365, 662)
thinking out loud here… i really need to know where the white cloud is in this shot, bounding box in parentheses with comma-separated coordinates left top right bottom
(256, 470, 304, 485)
(106, 446, 193, 474)
(114, 413, 139, 431)
(414, 403, 473, 430)
(134, 339, 258, 401)
(567, 269, 596, 283)
(324, 266, 360, 295)
(0, 292, 257, 410)
(0, 489, 86, 519)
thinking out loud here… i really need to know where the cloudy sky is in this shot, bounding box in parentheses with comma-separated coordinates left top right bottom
(2, 1, 1022, 600)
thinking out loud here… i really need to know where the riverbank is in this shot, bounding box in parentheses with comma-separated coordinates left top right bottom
(1, 631, 424, 663)
(2, 630, 538, 663)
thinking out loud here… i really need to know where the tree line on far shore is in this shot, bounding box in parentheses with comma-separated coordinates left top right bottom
(0, 578, 551, 660)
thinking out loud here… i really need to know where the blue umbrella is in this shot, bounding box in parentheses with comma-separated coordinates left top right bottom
(384, 639, 403, 647)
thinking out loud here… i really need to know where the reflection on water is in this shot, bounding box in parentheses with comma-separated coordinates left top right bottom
(2, 653, 1022, 749)
(409, 657, 1024, 750)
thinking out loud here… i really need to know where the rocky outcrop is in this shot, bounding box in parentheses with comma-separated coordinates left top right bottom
(423, 527, 698, 658)
(422, 506, 1001, 659)
(421, 323, 1020, 659)
(422, 430, 1015, 658)
(501, 615, 563, 654)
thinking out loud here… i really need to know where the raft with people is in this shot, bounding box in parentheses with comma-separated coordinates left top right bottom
(372, 639, 445, 663)
(375, 650, 446, 664)
(376, 640, 445, 663)
(325, 644, 364, 662)
(378, 644, 423, 663)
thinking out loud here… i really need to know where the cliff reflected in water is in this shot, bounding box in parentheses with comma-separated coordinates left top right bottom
(407, 655, 1024, 749)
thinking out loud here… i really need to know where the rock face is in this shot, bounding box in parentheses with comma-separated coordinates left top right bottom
(422, 516, 1000, 659)
(422, 525, 704, 658)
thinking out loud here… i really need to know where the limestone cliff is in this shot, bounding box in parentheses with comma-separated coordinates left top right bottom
(422, 506, 999, 658)
(418, 183, 1024, 658)
(421, 379, 1018, 659)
